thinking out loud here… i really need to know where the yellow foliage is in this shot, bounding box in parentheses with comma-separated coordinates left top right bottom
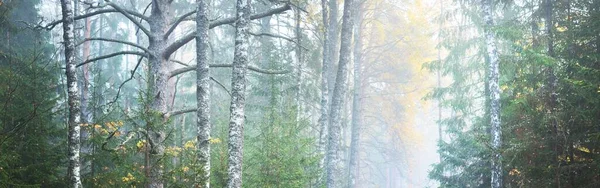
(184, 140, 196, 150)
(136, 140, 146, 149)
(166, 146, 182, 156)
(121, 173, 135, 183)
(209, 137, 222, 144)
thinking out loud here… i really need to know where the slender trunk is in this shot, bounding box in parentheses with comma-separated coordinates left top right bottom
(348, 2, 363, 187)
(195, 0, 211, 187)
(227, 0, 251, 187)
(437, 0, 444, 165)
(326, 0, 355, 187)
(482, 0, 502, 187)
(80, 7, 93, 178)
(327, 0, 339, 97)
(61, 0, 82, 187)
(544, 0, 561, 186)
(295, 8, 303, 126)
(317, 0, 330, 186)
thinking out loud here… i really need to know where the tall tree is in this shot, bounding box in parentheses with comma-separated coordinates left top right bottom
(482, 0, 502, 186)
(326, 0, 355, 186)
(327, 0, 339, 95)
(195, 0, 211, 187)
(60, 0, 83, 187)
(317, 0, 331, 186)
(347, 1, 363, 187)
(227, 0, 251, 187)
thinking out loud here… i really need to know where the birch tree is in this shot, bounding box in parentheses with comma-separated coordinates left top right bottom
(43, 0, 290, 186)
(227, 0, 251, 187)
(195, 0, 211, 187)
(348, 2, 363, 187)
(326, 0, 355, 186)
(482, 0, 502, 186)
(317, 0, 331, 185)
(60, 0, 82, 187)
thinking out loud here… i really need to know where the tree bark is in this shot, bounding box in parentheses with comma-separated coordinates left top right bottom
(295, 7, 303, 126)
(348, 2, 363, 187)
(326, 0, 354, 187)
(317, 0, 330, 186)
(195, 0, 211, 187)
(227, 0, 251, 187)
(61, 0, 83, 187)
(327, 0, 339, 98)
(146, 1, 172, 187)
(482, 0, 502, 187)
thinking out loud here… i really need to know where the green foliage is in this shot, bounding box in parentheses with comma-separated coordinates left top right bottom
(243, 104, 320, 188)
(0, 1, 65, 187)
(430, 0, 600, 187)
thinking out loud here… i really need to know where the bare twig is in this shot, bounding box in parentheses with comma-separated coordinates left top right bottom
(211, 77, 232, 96)
(77, 37, 151, 54)
(76, 51, 147, 68)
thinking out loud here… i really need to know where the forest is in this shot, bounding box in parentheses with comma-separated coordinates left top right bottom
(0, 0, 599, 187)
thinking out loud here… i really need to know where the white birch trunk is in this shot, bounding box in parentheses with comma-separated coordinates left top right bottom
(317, 0, 330, 186)
(482, 0, 502, 187)
(295, 8, 303, 126)
(348, 3, 363, 187)
(326, 0, 355, 187)
(195, 0, 211, 187)
(227, 0, 251, 187)
(61, 0, 82, 187)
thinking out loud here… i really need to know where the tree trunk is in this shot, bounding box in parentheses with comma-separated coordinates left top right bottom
(195, 0, 211, 187)
(146, 1, 172, 187)
(327, 0, 339, 97)
(61, 0, 82, 187)
(482, 0, 502, 187)
(326, 0, 355, 187)
(544, 0, 561, 186)
(227, 0, 251, 187)
(295, 7, 303, 126)
(348, 2, 363, 187)
(317, 0, 330, 186)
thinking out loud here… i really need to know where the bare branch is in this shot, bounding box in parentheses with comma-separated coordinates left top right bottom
(249, 32, 295, 43)
(41, 8, 149, 30)
(77, 51, 147, 68)
(248, 32, 308, 50)
(78, 37, 150, 54)
(101, 129, 138, 152)
(105, 1, 152, 37)
(163, 3, 291, 59)
(105, 56, 144, 107)
(167, 108, 197, 117)
(170, 59, 191, 67)
(169, 64, 290, 78)
(211, 77, 232, 97)
(165, 10, 196, 39)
